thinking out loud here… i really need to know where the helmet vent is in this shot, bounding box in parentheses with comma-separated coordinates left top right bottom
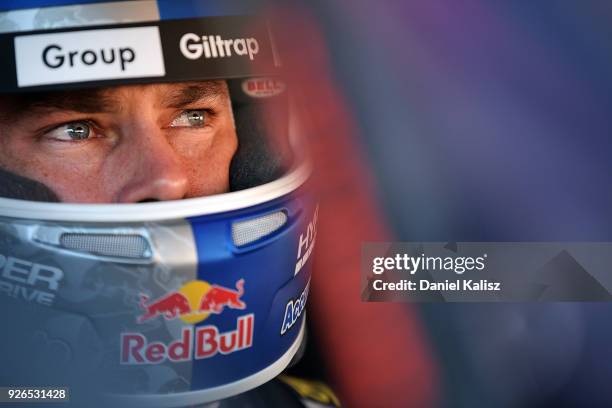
(232, 211, 288, 247)
(59, 233, 151, 259)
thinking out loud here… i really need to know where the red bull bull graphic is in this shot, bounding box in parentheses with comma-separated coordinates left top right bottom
(138, 292, 191, 323)
(121, 314, 254, 364)
(199, 279, 245, 314)
(138, 279, 246, 324)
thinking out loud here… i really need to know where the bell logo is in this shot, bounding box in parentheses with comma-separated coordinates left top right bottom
(242, 78, 286, 98)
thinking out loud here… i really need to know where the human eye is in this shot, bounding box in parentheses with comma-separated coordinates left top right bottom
(44, 120, 98, 142)
(169, 109, 210, 128)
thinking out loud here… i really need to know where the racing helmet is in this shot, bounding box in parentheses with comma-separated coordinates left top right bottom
(0, 1, 316, 406)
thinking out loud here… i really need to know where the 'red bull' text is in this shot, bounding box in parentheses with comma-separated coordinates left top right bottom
(121, 314, 254, 364)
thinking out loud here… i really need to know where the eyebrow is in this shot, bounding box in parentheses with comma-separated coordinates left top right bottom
(1, 88, 115, 118)
(162, 81, 227, 109)
(0, 81, 228, 123)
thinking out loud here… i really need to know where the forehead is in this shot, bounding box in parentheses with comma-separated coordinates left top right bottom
(0, 80, 229, 117)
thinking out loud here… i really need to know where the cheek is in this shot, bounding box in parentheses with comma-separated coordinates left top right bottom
(0, 135, 115, 203)
(179, 124, 238, 197)
(28, 157, 111, 203)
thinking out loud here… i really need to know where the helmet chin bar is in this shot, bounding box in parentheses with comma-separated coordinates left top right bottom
(108, 319, 307, 408)
(0, 168, 59, 202)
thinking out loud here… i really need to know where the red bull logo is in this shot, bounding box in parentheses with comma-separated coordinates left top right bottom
(121, 314, 254, 364)
(138, 279, 246, 324)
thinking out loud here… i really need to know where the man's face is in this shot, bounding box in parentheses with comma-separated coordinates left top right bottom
(0, 80, 237, 203)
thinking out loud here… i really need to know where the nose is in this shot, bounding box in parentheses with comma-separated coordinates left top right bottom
(115, 126, 189, 203)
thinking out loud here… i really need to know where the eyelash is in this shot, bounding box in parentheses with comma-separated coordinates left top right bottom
(43, 108, 217, 142)
(168, 109, 216, 129)
(43, 119, 101, 143)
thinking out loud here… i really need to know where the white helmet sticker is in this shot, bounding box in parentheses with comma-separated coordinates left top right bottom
(14, 26, 165, 87)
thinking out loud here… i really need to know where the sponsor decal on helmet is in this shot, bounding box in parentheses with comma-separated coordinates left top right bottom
(280, 280, 310, 335)
(179, 33, 259, 61)
(14, 26, 165, 87)
(137, 279, 246, 324)
(242, 77, 286, 98)
(295, 205, 319, 275)
(121, 314, 254, 364)
(121, 279, 252, 364)
(0, 253, 64, 306)
(41, 44, 136, 71)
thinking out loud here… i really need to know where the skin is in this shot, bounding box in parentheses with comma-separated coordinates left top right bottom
(0, 80, 238, 203)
